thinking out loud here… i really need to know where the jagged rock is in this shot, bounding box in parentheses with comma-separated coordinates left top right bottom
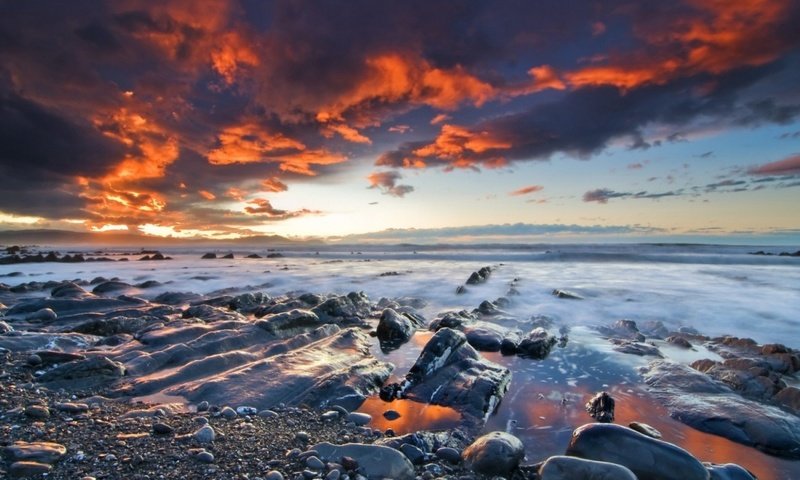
(229, 292, 271, 313)
(462, 431, 524, 476)
(552, 289, 582, 299)
(381, 328, 510, 423)
(377, 308, 415, 348)
(517, 327, 557, 359)
(612, 340, 663, 357)
(313, 442, 415, 480)
(585, 391, 615, 423)
(598, 320, 645, 342)
(643, 360, 800, 458)
(312, 292, 371, 323)
(430, 310, 476, 331)
(566, 423, 708, 480)
(182, 304, 245, 322)
(465, 266, 492, 285)
(538, 455, 637, 480)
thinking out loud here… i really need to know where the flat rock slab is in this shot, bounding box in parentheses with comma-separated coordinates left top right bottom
(0, 332, 100, 352)
(3, 441, 67, 464)
(313, 442, 415, 480)
(167, 326, 392, 411)
(643, 360, 800, 458)
(566, 423, 708, 480)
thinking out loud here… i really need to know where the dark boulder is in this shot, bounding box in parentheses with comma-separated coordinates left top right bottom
(201, 253, 217, 259)
(461, 431, 524, 476)
(585, 391, 615, 423)
(517, 327, 557, 359)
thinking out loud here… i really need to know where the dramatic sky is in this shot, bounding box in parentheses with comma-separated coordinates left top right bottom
(1, 0, 799, 242)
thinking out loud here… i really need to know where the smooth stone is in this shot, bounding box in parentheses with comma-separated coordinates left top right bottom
(26, 308, 57, 322)
(259, 409, 279, 418)
(153, 422, 174, 435)
(400, 443, 425, 465)
(346, 412, 372, 426)
(539, 455, 637, 480)
(325, 469, 341, 480)
(193, 425, 215, 443)
(629, 422, 662, 439)
(265, 471, 285, 480)
(462, 431, 524, 476)
(9, 461, 52, 477)
(296, 431, 310, 443)
(26, 354, 42, 366)
(196, 401, 209, 412)
(435, 447, 461, 463)
(221, 406, 237, 419)
(377, 308, 415, 344)
(54, 402, 89, 413)
(306, 456, 325, 470)
(321, 410, 340, 421)
(313, 442, 415, 480)
(24, 405, 50, 420)
(236, 406, 258, 416)
(4, 441, 67, 463)
(566, 423, 708, 480)
(706, 463, 757, 480)
(196, 450, 215, 463)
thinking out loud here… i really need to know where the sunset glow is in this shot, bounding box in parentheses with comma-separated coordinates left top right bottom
(0, 0, 798, 242)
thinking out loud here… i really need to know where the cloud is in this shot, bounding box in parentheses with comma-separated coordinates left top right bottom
(367, 171, 415, 197)
(583, 188, 682, 203)
(627, 162, 644, 170)
(261, 177, 289, 193)
(509, 185, 544, 196)
(244, 198, 319, 219)
(748, 154, 800, 175)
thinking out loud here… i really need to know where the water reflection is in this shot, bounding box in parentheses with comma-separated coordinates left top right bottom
(358, 397, 462, 433)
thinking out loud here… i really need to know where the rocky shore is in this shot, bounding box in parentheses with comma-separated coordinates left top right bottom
(1, 259, 797, 478)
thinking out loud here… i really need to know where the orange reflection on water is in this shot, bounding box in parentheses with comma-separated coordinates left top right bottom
(358, 397, 462, 434)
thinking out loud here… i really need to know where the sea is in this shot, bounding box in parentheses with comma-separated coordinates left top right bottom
(2, 242, 799, 478)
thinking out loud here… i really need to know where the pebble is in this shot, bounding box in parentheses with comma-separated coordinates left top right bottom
(331, 405, 349, 417)
(236, 406, 258, 415)
(221, 406, 237, 419)
(196, 401, 209, 412)
(259, 409, 279, 418)
(9, 461, 52, 477)
(196, 450, 215, 463)
(193, 425, 216, 443)
(435, 447, 461, 463)
(105, 454, 117, 462)
(24, 405, 50, 420)
(306, 455, 325, 470)
(296, 431, 310, 443)
(383, 410, 401, 420)
(265, 470, 285, 480)
(346, 412, 372, 426)
(321, 411, 340, 421)
(193, 416, 209, 425)
(54, 402, 89, 413)
(302, 469, 317, 479)
(325, 470, 341, 480)
(153, 422, 174, 435)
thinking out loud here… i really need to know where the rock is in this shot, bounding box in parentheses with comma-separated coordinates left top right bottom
(612, 340, 663, 357)
(236, 406, 258, 416)
(313, 442, 415, 480)
(643, 360, 800, 458)
(376, 308, 415, 346)
(585, 392, 615, 423)
(383, 410, 400, 420)
(461, 431, 524, 476)
(538, 455, 637, 480)
(311, 292, 371, 323)
(92, 280, 132, 294)
(37, 356, 125, 386)
(435, 447, 461, 463)
(400, 444, 425, 464)
(222, 253, 234, 259)
(25, 307, 57, 322)
(9, 461, 52, 477)
(307, 456, 325, 470)
(193, 425, 215, 443)
(221, 406, 237, 419)
(54, 402, 89, 413)
(196, 450, 215, 463)
(255, 309, 322, 334)
(628, 422, 662, 439)
(246, 253, 262, 259)
(552, 289, 582, 299)
(265, 471, 284, 480)
(202, 253, 217, 259)
(774, 386, 800, 413)
(295, 431, 310, 443)
(0, 320, 13, 334)
(598, 320, 645, 342)
(381, 328, 510, 423)
(4, 441, 67, 463)
(197, 401, 209, 412)
(666, 336, 693, 349)
(259, 410, 279, 418)
(465, 266, 492, 285)
(706, 463, 757, 480)
(26, 354, 42, 366)
(347, 412, 372, 426)
(153, 422, 174, 435)
(517, 327, 557, 359)
(566, 423, 716, 480)
(325, 469, 341, 480)
(24, 405, 50, 420)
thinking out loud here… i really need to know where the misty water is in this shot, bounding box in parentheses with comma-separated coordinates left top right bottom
(2, 243, 799, 478)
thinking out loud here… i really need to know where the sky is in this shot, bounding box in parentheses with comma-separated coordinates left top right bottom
(0, 0, 799, 243)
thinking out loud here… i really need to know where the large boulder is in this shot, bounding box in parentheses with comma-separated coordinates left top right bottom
(538, 455, 637, 480)
(376, 308, 415, 346)
(517, 327, 557, 359)
(566, 423, 708, 480)
(461, 431, 524, 476)
(313, 442, 415, 480)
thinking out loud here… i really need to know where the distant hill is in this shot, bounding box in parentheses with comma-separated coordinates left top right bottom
(0, 229, 317, 248)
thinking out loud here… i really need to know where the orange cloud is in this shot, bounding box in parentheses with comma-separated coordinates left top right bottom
(198, 190, 216, 200)
(211, 32, 260, 84)
(510, 185, 544, 196)
(414, 124, 511, 159)
(320, 122, 372, 144)
(748, 154, 800, 175)
(261, 177, 288, 192)
(208, 122, 305, 165)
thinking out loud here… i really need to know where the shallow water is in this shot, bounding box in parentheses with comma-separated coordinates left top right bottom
(2, 244, 799, 478)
